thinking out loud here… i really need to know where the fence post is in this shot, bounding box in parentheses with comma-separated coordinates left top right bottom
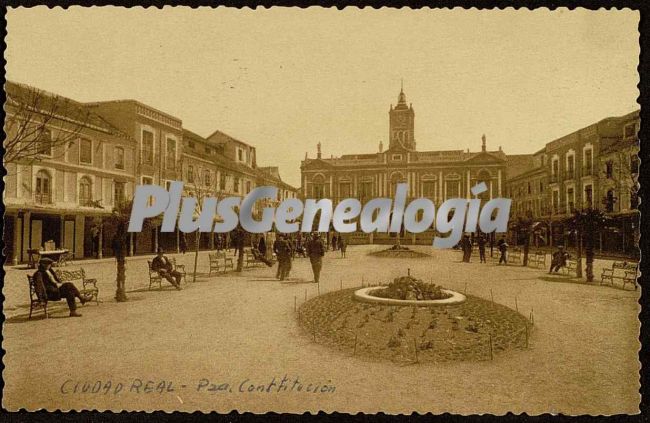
(305, 289, 307, 301)
(489, 333, 493, 360)
(353, 333, 358, 355)
(490, 289, 494, 304)
(414, 338, 419, 363)
(525, 324, 529, 348)
(515, 296, 518, 312)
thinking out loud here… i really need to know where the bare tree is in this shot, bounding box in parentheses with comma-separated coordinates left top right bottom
(4, 82, 91, 165)
(180, 161, 224, 282)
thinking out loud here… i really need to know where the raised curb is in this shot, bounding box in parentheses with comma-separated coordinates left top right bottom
(354, 286, 467, 306)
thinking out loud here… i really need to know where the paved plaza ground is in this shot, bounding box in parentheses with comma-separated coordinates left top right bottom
(2, 245, 641, 414)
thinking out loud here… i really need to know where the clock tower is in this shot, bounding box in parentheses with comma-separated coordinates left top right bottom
(388, 83, 416, 150)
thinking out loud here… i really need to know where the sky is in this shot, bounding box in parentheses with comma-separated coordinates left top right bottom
(6, 7, 640, 187)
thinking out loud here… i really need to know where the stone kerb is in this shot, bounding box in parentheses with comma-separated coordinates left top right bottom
(354, 286, 467, 306)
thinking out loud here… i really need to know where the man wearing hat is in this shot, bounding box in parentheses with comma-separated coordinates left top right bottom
(306, 232, 326, 284)
(33, 258, 93, 317)
(151, 248, 182, 289)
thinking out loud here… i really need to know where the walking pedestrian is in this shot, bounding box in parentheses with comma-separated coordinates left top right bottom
(306, 232, 325, 284)
(497, 236, 508, 265)
(478, 234, 487, 263)
(331, 234, 338, 251)
(461, 235, 472, 262)
(339, 236, 347, 258)
(91, 226, 100, 258)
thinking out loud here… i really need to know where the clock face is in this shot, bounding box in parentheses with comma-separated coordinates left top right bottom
(398, 114, 407, 124)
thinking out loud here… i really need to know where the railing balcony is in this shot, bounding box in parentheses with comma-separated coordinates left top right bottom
(34, 193, 51, 205)
(582, 166, 593, 176)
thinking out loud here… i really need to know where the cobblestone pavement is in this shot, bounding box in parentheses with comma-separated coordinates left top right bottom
(2, 245, 640, 414)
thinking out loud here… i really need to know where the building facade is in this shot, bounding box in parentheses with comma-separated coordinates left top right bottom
(300, 88, 508, 244)
(3, 82, 137, 264)
(4, 81, 298, 264)
(506, 110, 640, 256)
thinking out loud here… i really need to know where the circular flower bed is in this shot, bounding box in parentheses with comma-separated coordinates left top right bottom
(368, 245, 430, 258)
(298, 288, 530, 363)
(373, 276, 451, 301)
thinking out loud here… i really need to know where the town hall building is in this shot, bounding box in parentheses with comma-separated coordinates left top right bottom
(300, 87, 509, 244)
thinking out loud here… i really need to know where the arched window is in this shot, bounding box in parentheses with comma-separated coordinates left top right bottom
(79, 177, 93, 206)
(35, 170, 52, 204)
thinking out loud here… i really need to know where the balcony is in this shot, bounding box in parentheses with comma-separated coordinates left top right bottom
(582, 166, 593, 177)
(34, 193, 51, 205)
(550, 174, 560, 184)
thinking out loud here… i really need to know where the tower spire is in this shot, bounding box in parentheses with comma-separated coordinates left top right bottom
(401, 78, 404, 93)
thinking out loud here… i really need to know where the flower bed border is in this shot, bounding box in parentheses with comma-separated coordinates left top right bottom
(354, 286, 466, 306)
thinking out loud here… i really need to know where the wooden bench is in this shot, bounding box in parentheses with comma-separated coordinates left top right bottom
(245, 249, 264, 268)
(169, 258, 187, 284)
(54, 268, 100, 304)
(601, 261, 638, 290)
(147, 260, 163, 290)
(208, 252, 234, 275)
(508, 248, 522, 264)
(528, 251, 547, 268)
(27, 275, 49, 319)
(562, 259, 578, 276)
(56, 251, 74, 267)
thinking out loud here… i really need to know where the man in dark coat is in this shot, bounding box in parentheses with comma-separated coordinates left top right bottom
(461, 235, 472, 262)
(306, 232, 326, 284)
(497, 236, 508, 265)
(151, 248, 182, 289)
(276, 235, 293, 280)
(258, 235, 267, 257)
(477, 234, 487, 263)
(33, 258, 92, 317)
(549, 245, 570, 273)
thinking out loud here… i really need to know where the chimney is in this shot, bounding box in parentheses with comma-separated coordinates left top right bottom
(317, 142, 322, 159)
(379, 140, 384, 153)
(482, 134, 486, 152)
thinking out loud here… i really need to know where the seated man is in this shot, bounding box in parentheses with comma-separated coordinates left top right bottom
(251, 247, 274, 267)
(33, 258, 93, 317)
(151, 248, 182, 290)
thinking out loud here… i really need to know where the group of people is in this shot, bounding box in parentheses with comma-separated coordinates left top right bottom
(459, 232, 572, 273)
(328, 234, 347, 258)
(273, 232, 326, 283)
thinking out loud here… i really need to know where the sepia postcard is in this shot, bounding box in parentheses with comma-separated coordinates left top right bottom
(2, 6, 642, 415)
